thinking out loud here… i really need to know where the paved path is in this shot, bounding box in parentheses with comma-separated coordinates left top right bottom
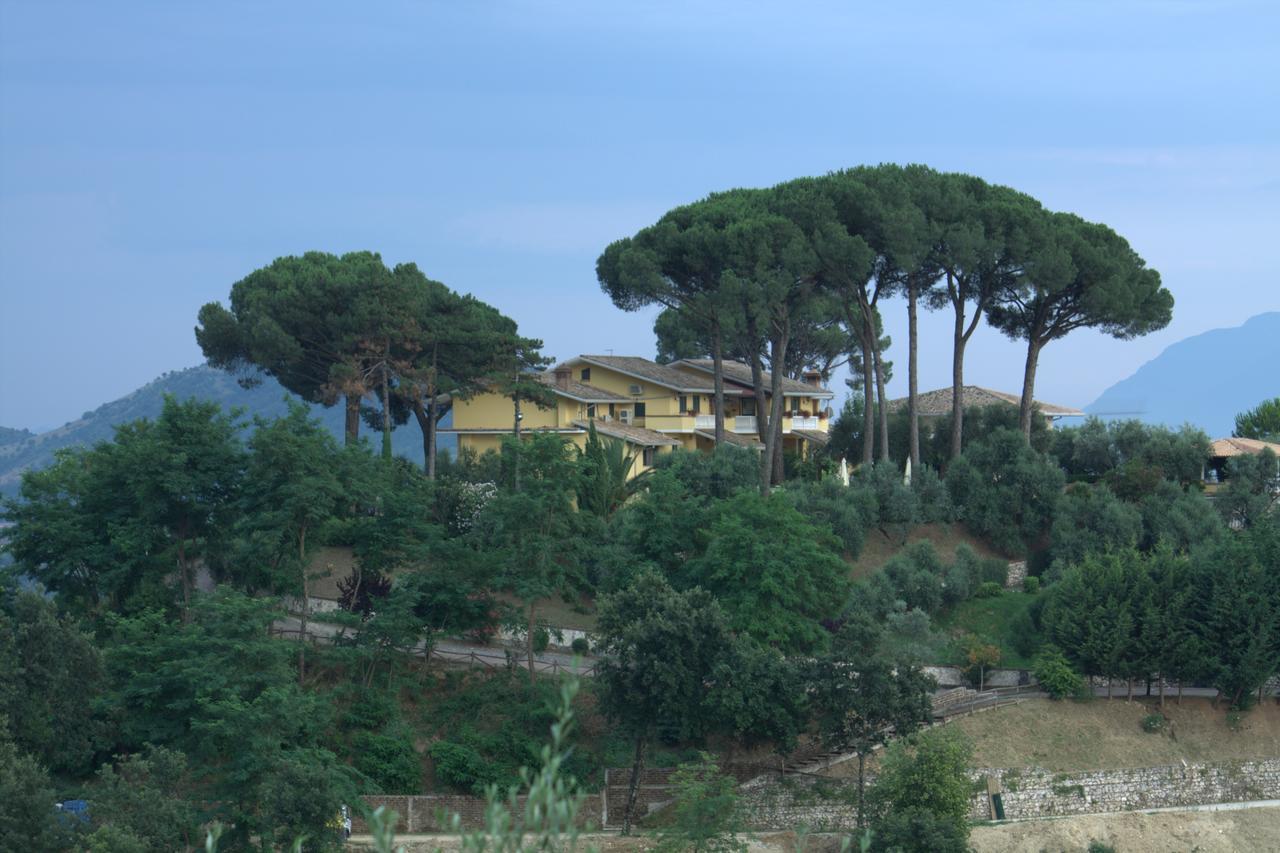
(273, 615, 598, 675)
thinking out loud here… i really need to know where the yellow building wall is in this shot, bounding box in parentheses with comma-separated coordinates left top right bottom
(458, 428, 673, 481)
(452, 391, 560, 430)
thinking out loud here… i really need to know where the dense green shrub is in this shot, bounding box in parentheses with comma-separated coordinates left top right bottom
(430, 740, 503, 795)
(1033, 645, 1083, 700)
(946, 429, 1064, 555)
(974, 581, 1002, 598)
(911, 465, 955, 524)
(1022, 576, 1040, 594)
(1141, 714, 1166, 734)
(570, 637, 590, 655)
(788, 478, 877, 557)
(354, 731, 421, 793)
(1050, 484, 1142, 568)
(883, 542, 945, 615)
(340, 690, 397, 732)
(870, 806, 969, 853)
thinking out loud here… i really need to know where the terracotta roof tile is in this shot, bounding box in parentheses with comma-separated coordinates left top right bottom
(885, 386, 1084, 417)
(675, 359, 834, 397)
(573, 419, 682, 447)
(1209, 437, 1280, 458)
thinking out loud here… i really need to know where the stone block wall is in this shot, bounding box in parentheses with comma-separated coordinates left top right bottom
(970, 758, 1280, 820)
(736, 774, 861, 832)
(734, 758, 1280, 831)
(1004, 561, 1027, 590)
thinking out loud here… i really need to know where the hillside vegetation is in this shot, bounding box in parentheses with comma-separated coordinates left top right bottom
(0, 365, 453, 496)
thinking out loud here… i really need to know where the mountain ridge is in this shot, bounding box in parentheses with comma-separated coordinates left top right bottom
(0, 365, 453, 497)
(1085, 311, 1280, 437)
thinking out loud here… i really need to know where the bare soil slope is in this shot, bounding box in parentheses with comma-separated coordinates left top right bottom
(970, 806, 1280, 853)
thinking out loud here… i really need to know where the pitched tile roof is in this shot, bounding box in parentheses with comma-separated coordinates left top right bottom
(1208, 437, 1280, 458)
(573, 420, 682, 447)
(791, 428, 831, 445)
(885, 385, 1084, 418)
(535, 372, 629, 402)
(675, 359, 834, 397)
(694, 429, 764, 449)
(566, 355, 719, 392)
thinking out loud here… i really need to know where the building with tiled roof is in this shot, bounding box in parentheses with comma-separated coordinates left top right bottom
(885, 385, 1084, 425)
(441, 354, 833, 478)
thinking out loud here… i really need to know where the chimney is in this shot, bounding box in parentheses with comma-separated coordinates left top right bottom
(803, 370, 822, 388)
(554, 367, 571, 390)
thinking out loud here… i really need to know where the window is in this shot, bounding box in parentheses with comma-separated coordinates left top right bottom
(692, 395, 701, 414)
(740, 398, 756, 416)
(790, 397, 801, 415)
(634, 402, 646, 418)
(580, 368, 591, 382)
(643, 447, 656, 467)
(608, 403, 616, 417)
(587, 403, 596, 418)
(679, 395, 688, 413)
(629, 384, 643, 396)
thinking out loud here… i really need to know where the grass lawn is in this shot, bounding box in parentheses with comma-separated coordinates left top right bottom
(933, 590, 1042, 669)
(954, 696, 1280, 772)
(850, 522, 1009, 580)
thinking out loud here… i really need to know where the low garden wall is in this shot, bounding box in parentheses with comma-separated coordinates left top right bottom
(733, 758, 1280, 831)
(355, 793, 605, 833)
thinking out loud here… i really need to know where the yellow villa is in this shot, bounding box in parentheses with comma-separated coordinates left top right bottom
(443, 355, 835, 478)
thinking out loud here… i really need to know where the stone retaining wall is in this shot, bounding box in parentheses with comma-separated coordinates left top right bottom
(972, 758, 1280, 820)
(734, 758, 1280, 830)
(1004, 560, 1027, 590)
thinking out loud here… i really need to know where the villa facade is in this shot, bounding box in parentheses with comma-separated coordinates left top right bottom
(443, 355, 834, 478)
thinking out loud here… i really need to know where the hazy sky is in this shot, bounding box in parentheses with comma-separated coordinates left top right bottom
(2, 1, 1277, 431)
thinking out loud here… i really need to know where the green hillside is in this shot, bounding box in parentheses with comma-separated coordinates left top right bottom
(0, 365, 454, 497)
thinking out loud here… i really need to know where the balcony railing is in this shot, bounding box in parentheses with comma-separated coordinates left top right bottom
(734, 415, 757, 433)
(693, 414, 716, 429)
(790, 416, 820, 430)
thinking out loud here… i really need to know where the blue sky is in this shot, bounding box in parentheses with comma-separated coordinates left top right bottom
(1, 1, 1277, 431)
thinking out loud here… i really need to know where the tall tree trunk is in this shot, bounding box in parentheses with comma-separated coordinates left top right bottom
(413, 400, 432, 474)
(762, 330, 790, 495)
(711, 326, 726, 446)
(381, 350, 393, 461)
(872, 341, 890, 463)
(1159, 671, 1165, 708)
(622, 734, 647, 835)
(512, 387, 522, 492)
(177, 530, 192, 624)
(527, 601, 537, 680)
(344, 394, 361, 445)
(298, 524, 309, 686)
(1017, 338, 1042, 441)
(947, 272, 986, 462)
(426, 395, 438, 479)
(950, 279, 967, 460)
(860, 332, 875, 466)
(907, 279, 921, 470)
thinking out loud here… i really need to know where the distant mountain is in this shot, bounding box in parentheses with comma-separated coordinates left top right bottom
(1086, 312, 1280, 437)
(0, 365, 455, 497)
(0, 426, 35, 447)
